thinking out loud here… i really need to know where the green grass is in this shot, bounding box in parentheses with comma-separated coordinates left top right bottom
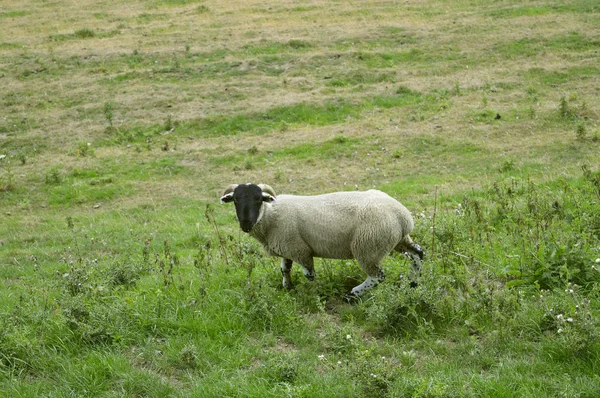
(2, 171, 600, 396)
(243, 40, 312, 55)
(100, 88, 444, 142)
(487, 0, 600, 17)
(197, 101, 360, 137)
(494, 32, 600, 58)
(0, 42, 23, 50)
(0, 10, 29, 18)
(1, 0, 600, 396)
(525, 66, 600, 86)
(153, 0, 206, 6)
(49, 28, 120, 42)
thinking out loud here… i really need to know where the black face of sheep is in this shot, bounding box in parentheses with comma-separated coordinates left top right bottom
(220, 184, 275, 233)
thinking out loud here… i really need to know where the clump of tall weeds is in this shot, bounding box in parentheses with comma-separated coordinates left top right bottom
(363, 168, 600, 342)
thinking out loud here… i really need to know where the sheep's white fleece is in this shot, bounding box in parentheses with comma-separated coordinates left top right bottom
(249, 190, 414, 274)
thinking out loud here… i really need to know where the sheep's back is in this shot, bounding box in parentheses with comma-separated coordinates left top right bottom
(272, 190, 413, 259)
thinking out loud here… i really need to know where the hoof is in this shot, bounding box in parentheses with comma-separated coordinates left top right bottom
(343, 292, 360, 303)
(415, 244, 424, 260)
(283, 282, 295, 290)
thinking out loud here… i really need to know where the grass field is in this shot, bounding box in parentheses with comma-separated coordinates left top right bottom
(1, 0, 600, 396)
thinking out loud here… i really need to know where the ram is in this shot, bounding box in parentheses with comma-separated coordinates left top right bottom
(220, 183, 423, 299)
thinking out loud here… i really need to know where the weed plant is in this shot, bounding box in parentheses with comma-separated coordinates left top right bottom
(0, 166, 15, 192)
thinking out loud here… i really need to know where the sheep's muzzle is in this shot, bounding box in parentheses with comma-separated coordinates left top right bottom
(240, 221, 254, 233)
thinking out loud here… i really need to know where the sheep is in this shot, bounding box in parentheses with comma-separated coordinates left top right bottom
(220, 183, 423, 299)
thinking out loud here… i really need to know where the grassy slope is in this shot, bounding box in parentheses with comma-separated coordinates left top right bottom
(1, 0, 600, 396)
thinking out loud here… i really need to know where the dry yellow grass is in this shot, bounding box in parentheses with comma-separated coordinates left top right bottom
(1, 0, 598, 207)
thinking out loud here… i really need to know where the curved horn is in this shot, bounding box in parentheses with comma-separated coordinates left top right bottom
(220, 184, 238, 204)
(222, 184, 238, 196)
(258, 184, 277, 203)
(258, 184, 277, 198)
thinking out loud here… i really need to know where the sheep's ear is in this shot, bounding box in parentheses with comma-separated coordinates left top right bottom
(262, 192, 276, 203)
(220, 184, 238, 204)
(220, 192, 235, 204)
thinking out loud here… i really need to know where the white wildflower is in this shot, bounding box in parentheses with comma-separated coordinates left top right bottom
(370, 373, 377, 378)
(556, 314, 564, 320)
(456, 203, 463, 214)
(596, 258, 600, 264)
(318, 355, 325, 361)
(346, 334, 352, 340)
(337, 361, 342, 365)
(557, 328, 563, 334)
(567, 318, 573, 323)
